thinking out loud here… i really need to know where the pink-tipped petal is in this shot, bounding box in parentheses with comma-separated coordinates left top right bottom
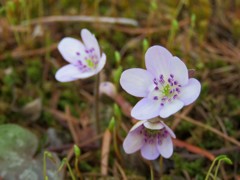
(123, 129, 144, 154)
(131, 98, 161, 120)
(159, 100, 184, 118)
(58, 37, 86, 64)
(161, 121, 176, 138)
(99, 81, 117, 98)
(141, 142, 160, 160)
(170, 57, 189, 85)
(157, 135, 173, 158)
(120, 68, 154, 97)
(179, 78, 201, 105)
(81, 29, 100, 58)
(145, 45, 172, 77)
(143, 121, 164, 130)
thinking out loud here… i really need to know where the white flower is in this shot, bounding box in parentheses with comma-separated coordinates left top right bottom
(120, 45, 201, 120)
(55, 29, 106, 82)
(123, 120, 176, 160)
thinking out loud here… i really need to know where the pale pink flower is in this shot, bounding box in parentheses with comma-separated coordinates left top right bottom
(55, 29, 106, 82)
(99, 81, 117, 98)
(120, 45, 201, 120)
(123, 120, 176, 160)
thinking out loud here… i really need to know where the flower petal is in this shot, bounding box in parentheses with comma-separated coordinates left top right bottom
(81, 29, 100, 58)
(161, 121, 176, 138)
(95, 53, 106, 74)
(131, 98, 161, 120)
(170, 57, 188, 85)
(130, 120, 147, 132)
(120, 68, 154, 97)
(123, 128, 144, 154)
(159, 100, 184, 118)
(141, 142, 159, 160)
(145, 45, 173, 77)
(58, 37, 86, 64)
(157, 135, 173, 158)
(143, 121, 164, 130)
(55, 64, 96, 82)
(179, 78, 201, 105)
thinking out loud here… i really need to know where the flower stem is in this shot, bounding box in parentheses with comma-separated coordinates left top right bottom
(94, 73, 100, 134)
(150, 163, 154, 180)
(205, 158, 217, 180)
(159, 156, 163, 177)
(43, 151, 48, 180)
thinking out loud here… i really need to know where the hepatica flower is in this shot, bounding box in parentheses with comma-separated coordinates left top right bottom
(55, 29, 106, 82)
(120, 45, 201, 120)
(123, 120, 175, 160)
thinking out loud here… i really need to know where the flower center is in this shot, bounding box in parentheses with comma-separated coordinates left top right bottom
(138, 126, 168, 145)
(75, 47, 99, 72)
(151, 74, 182, 106)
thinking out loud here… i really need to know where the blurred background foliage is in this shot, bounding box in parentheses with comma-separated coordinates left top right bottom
(0, 0, 240, 179)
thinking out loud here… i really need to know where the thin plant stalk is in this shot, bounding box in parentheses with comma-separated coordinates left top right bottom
(94, 73, 100, 133)
(43, 151, 48, 180)
(74, 157, 83, 180)
(150, 164, 154, 180)
(58, 158, 76, 180)
(214, 160, 223, 180)
(159, 156, 163, 177)
(205, 158, 217, 180)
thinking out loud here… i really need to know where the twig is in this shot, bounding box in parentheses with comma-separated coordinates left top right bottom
(173, 139, 215, 161)
(20, 15, 138, 26)
(47, 108, 80, 125)
(0, 44, 57, 61)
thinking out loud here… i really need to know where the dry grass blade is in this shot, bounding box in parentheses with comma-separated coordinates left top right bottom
(101, 129, 112, 176)
(21, 15, 139, 26)
(65, 105, 80, 144)
(177, 114, 240, 147)
(114, 161, 127, 180)
(172, 105, 193, 130)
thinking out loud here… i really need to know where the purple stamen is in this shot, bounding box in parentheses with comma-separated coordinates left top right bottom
(76, 52, 80, 56)
(153, 96, 158, 100)
(153, 78, 158, 85)
(160, 103, 164, 106)
(174, 81, 178, 85)
(170, 74, 174, 78)
(78, 60, 82, 65)
(173, 95, 178, 99)
(162, 97, 167, 101)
